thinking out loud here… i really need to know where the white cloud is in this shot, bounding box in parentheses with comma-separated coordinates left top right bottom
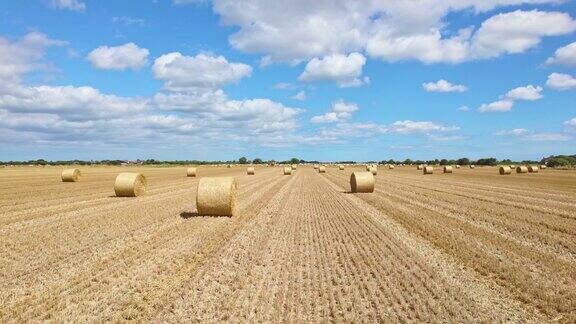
(291, 91, 306, 101)
(546, 72, 576, 90)
(423, 79, 467, 92)
(457, 106, 470, 111)
(564, 117, 576, 129)
(112, 16, 146, 27)
(386, 120, 459, 134)
(88, 43, 149, 71)
(152, 52, 252, 91)
(311, 100, 358, 123)
(50, 0, 85, 12)
(546, 42, 576, 66)
(504, 85, 543, 100)
(496, 128, 530, 136)
(496, 127, 571, 141)
(299, 53, 368, 87)
(273, 82, 296, 90)
(479, 100, 515, 112)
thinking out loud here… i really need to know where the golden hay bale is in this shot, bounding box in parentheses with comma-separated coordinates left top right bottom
(246, 167, 255, 175)
(366, 165, 372, 171)
(61, 168, 81, 182)
(313, 164, 319, 170)
(370, 166, 377, 175)
(291, 164, 297, 170)
(389, 165, 395, 170)
(319, 166, 326, 173)
(339, 165, 344, 170)
(114, 173, 146, 197)
(516, 166, 528, 173)
(455, 165, 461, 169)
(499, 166, 511, 175)
(186, 167, 197, 177)
(350, 172, 374, 193)
(227, 164, 232, 168)
(539, 165, 547, 169)
(196, 177, 238, 216)
(417, 165, 423, 170)
(283, 167, 292, 175)
(528, 165, 539, 173)
(470, 165, 476, 169)
(510, 165, 516, 169)
(423, 166, 434, 174)
(443, 166, 453, 173)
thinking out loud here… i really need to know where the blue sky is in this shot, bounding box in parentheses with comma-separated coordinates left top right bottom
(0, 0, 575, 161)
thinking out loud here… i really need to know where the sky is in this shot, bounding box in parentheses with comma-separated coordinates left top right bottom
(0, 0, 575, 162)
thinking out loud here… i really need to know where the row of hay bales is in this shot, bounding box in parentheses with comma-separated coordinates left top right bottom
(312, 164, 375, 193)
(499, 165, 544, 175)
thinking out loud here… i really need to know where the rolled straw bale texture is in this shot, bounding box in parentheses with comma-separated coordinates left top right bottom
(540, 165, 547, 169)
(196, 177, 238, 216)
(284, 167, 292, 175)
(499, 166, 511, 175)
(61, 169, 81, 182)
(291, 164, 297, 170)
(339, 165, 345, 170)
(350, 172, 374, 193)
(114, 173, 146, 197)
(528, 165, 539, 173)
(313, 164, 319, 170)
(455, 165, 461, 169)
(186, 167, 197, 177)
(443, 166, 453, 173)
(470, 165, 476, 169)
(370, 166, 377, 175)
(516, 166, 528, 173)
(417, 165, 423, 170)
(366, 165, 372, 171)
(510, 165, 516, 169)
(389, 165, 395, 169)
(227, 164, 232, 168)
(319, 166, 326, 173)
(423, 166, 434, 175)
(246, 167, 255, 175)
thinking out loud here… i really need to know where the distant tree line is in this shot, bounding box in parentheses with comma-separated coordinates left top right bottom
(2, 155, 574, 167)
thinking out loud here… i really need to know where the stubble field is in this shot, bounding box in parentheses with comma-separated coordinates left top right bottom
(1, 165, 575, 322)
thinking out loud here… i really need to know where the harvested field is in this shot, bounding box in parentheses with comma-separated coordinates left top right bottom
(1, 165, 575, 322)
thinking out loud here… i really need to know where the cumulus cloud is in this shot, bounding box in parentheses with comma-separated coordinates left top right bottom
(88, 43, 149, 71)
(311, 100, 358, 123)
(478, 100, 515, 112)
(546, 42, 576, 66)
(50, 0, 85, 11)
(112, 16, 146, 27)
(423, 79, 467, 92)
(479, 84, 543, 112)
(386, 120, 459, 134)
(564, 117, 576, 129)
(299, 53, 368, 87)
(497, 128, 570, 141)
(457, 106, 470, 111)
(153, 52, 252, 91)
(546, 72, 576, 90)
(291, 91, 306, 101)
(212, 1, 573, 64)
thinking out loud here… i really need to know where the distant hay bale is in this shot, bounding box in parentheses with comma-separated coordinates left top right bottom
(516, 166, 528, 174)
(350, 172, 374, 193)
(339, 165, 344, 170)
(510, 165, 516, 169)
(499, 166, 511, 175)
(528, 165, 539, 173)
(369, 166, 377, 175)
(196, 177, 238, 216)
(366, 165, 372, 171)
(186, 167, 197, 177)
(389, 165, 395, 169)
(470, 165, 476, 169)
(423, 166, 434, 174)
(455, 165, 461, 169)
(291, 164, 297, 170)
(313, 164, 319, 170)
(227, 164, 232, 168)
(114, 173, 146, 197)
(443, 166, 453, 173)
(283, 167, 292, 175)
(61, 168, 81, 182)
(539, 165, 547, 169)
(246, 167, 255, 175)
(319, 166, 326, 173)
(417, 165, 423, 170)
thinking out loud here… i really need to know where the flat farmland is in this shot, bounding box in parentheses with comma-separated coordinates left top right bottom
(1, 165, 575, 322)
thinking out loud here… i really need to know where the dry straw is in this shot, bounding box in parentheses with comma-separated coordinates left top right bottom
(187, 167, 197, 177)
(61, 168, 81, 182)
(389, 165, 395, 169)
(313, 164, 319, 170)
(227, 164, 232, 168)
(528, 165, 539, 173)
(247, 167, 255, 175)
(366, 165, 372, 171)
(284, 167, 292, 175)
(417, 165, 423, 170)
(516, 166, 528, 174)
(455, 165, 461, 169)
(319, 165, 326, 173)
(443, 166, 453, 173)
(370, 166, 377, 175)
(114, 173, 146, 197)
(470, 165, 476, 169)
(499, 166, 511, 175)
(350, 171, 374, 193)
(339, 165, 345, 170)
(291, 164, 297, 170)
(510, 165, 516, 169)
(539, 165, 547, 169)
(423, 166, 434, 174)
(196, 177, 238, 216)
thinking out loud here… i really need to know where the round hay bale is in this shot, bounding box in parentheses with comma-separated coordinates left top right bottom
(417, 165, 423, 170)
(227, 164, 232, 168)
(313, 164, 319, 170)
(389, 165, 395, 169)
(61, 168, 81, 182)
(319, 166, 326, 173)
(528, 165, 539, 173)
(470, 165, 476, 169)
(455, 165, 461, 169)
(196, 177, 238, 216)
(114, 173, 146, 197)
(499, 166, 511, 175)
(339, 165, 344, 170)
(370, 166, 377, 175)
(366, 165, 372, 171)
(510, 165, 516, 169)
(283, 167, 292, 175)
(443, 166, 453, 173)
(516, 166, 528, 173)
(291, 164, 297, 170)
(186, 167, 197, 177)
(539, 165, 547, 169)
(350, 172, 374, 193)
(423, 166, 434, 175)
(246, 167, 255, 175)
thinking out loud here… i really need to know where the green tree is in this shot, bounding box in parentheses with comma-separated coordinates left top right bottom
(457, 158, 470, 165)
(290, 157, 300, 164)
(253, 158, 263, 164)
(238, 157, 248, 164)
